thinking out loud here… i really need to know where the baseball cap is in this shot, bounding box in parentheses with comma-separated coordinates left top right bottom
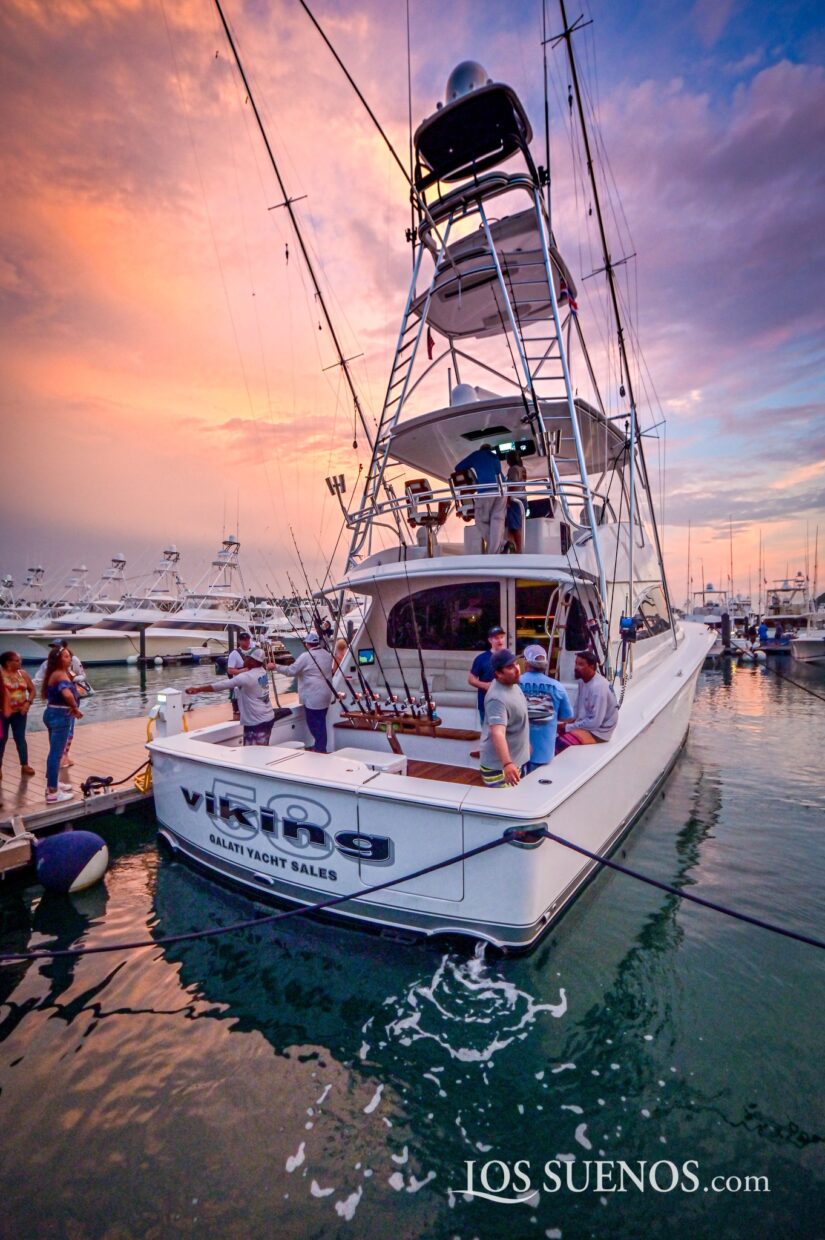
(238, 630, 252, 640)
(523, 644, 547, 665)
(488, 625, 505, 638)
(491, 647, 518, 673)
(245, 644, 266, 663)
(304, 632, 321, 646)
(50, 638, 64, 648)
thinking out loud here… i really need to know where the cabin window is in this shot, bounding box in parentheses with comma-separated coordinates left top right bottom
(635, 586, 671, 640)
(387, 582, 500, 651)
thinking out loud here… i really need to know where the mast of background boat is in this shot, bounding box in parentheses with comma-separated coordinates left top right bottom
(808, 525, 818, 607)
(729, 516, 735, 602)
(686, 520, 692, 611)
(212, 0, 408, 546)
(554, 0, 677, 647)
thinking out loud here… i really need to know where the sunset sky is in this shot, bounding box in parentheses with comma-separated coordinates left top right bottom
(1, 0, 823, 606)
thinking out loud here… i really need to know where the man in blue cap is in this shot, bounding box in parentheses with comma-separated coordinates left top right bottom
(468, 624, 507, 723)
(479, 648, 530, 787)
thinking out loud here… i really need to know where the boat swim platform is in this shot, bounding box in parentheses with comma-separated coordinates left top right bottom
(0, 702, 236, 877)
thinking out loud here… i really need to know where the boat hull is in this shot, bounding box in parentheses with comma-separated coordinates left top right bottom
(150, 626, 711, 949)
(791, 636, 825, 663)
(24, 628, 228, 665)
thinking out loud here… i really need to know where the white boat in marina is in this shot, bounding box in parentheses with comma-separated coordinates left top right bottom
(791, 617, 825, 663)
(148, 535, 253, 648)
(34, 545, 239, 665)
(150, 47, 714, 949)
(41, 554, 128, 631)
(2, 563, 96, 661)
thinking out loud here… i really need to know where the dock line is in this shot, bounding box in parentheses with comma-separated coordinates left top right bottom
(81, 760, 150, 799)
(758, 663, 825, 704)
(0, 834, 512, 962)
(2, 820, 824, 963)
(539, 829, 825, 952)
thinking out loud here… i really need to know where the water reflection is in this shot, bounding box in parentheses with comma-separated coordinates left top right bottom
(1, 667, 823, 1238)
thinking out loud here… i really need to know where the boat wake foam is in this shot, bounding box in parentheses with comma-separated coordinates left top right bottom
(383, 943, 567, 1064)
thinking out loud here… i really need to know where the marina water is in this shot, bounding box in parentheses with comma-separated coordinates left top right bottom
(1, 661, 823, 1238)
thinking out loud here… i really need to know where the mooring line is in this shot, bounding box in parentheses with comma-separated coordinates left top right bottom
(540, 829, 825, 951)
(760, 661, 825, 704)
(0, 834, 510, 963)
(2, 819, 824, 963)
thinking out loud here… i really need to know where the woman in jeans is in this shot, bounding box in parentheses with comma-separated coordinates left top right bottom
(42, 647, 83, 804)
(0, 650, 36, 782)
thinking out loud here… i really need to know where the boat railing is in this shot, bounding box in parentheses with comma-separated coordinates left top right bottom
(418, 171, 537, 252)
(345, 476, 615, 540)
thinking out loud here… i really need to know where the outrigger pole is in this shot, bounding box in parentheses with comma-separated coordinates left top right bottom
(212, 1, 407, 549)
(553, 0, 677, 645)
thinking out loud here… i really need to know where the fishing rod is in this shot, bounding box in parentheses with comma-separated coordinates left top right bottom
(370, 578, 421, 716)
(260, 637, 283, 708)
(400, 554, 436, 722)
(356, 600, 404, 717)
(288, 526, 336, 649)
(212, 0, 408, 546)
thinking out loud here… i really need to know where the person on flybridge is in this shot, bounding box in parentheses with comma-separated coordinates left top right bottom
(454, 442, 506, 554)
(186, 643, 276, 745)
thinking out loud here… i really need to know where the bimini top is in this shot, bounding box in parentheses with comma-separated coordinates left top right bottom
(387, 391, 624, 480)
(411, 209, 578, 341)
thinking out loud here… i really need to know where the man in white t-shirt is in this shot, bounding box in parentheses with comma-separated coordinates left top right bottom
(285, 632, 335, 753)
(186, 644, 275, 745)
(226, 630, 252, 720)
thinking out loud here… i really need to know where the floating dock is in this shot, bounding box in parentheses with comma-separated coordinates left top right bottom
(0, 702, 235, 876)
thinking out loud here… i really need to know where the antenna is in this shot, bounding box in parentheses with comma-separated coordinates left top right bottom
(554, 0, 676, 642)
(686, 519, 691, 607)
(405, 0, 415, 271)
(542, 0, 552, 228)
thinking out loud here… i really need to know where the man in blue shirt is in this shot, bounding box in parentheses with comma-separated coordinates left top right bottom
(757, 620, 769, 645)
(519, 644, 574, 771)
(468, 625, 507, 723)
(455, 444, 506, 554)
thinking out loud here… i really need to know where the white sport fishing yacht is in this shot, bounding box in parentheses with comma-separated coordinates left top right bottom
(41, 554, 128, 631)
(149, 535, 254, 660)
(42, 546, 214, 664)
(150, 47, 713, 949)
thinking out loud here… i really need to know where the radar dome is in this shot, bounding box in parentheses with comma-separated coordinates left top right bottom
(451, 383, 479, 406)
(445, 61, 490, 103)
